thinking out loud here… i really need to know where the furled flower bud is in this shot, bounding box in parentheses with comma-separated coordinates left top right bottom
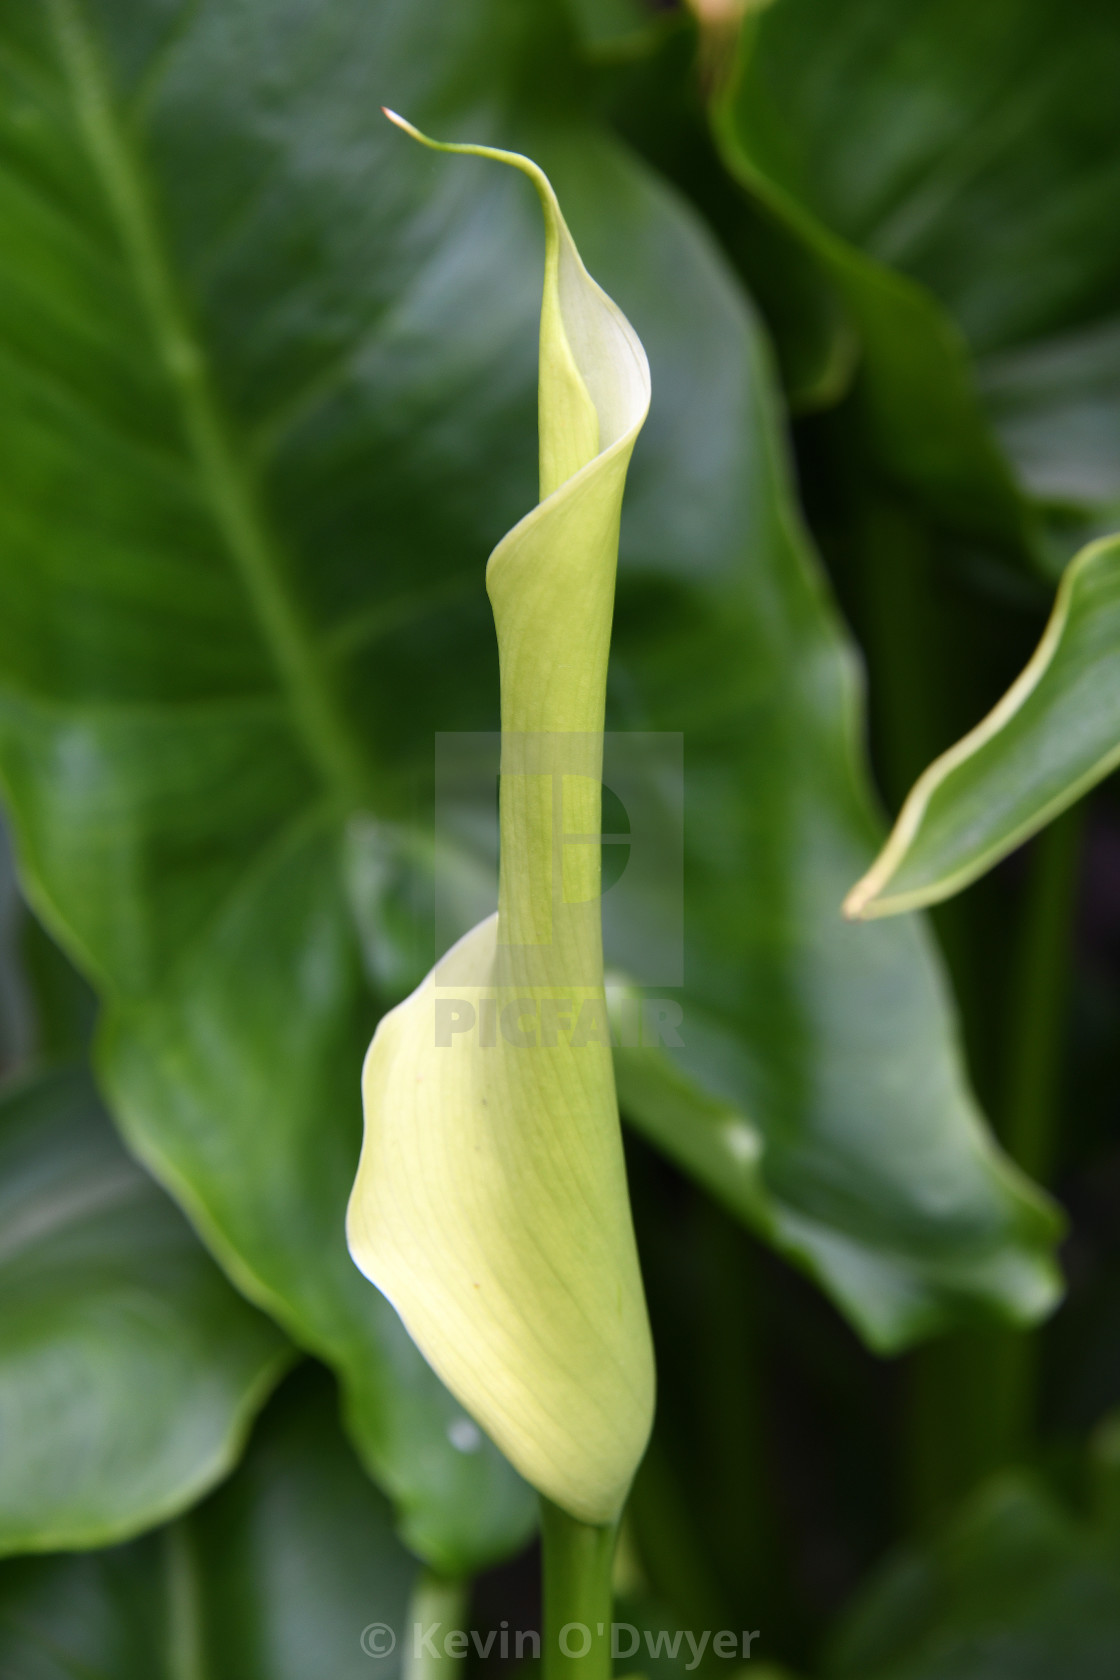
(347, 116, 655, 1525)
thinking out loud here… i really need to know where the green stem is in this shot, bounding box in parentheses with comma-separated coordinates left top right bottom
(541, 1499, 617, 1680)
(975, 804, 1084, 1474)
(401, 1573, 469, 1680)
(1000, 805, 1083, 1181)
(626, 1435, 727, 1634)
(852, 494, 939, 813)
(906, 808, 1083, 1527)
(163, 1521, 206, 1680)
(692, 1207, 786, 1637)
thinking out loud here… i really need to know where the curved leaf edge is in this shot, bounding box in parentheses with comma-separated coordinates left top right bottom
(91, 1006, 430, 1527)
(614, 1021, 1064, 1357)
(0, 1062, 298, 1559)
(845, 533, 1120, 920)
(0, 1345, 297, 1561)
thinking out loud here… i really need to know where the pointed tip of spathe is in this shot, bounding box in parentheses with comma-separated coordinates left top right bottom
(382, 107, 421, 140)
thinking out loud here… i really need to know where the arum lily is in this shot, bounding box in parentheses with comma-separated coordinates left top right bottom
(347, 116, 655, 1531)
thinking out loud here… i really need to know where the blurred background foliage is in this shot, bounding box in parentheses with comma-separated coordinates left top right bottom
(0, 0, 1119, 1674)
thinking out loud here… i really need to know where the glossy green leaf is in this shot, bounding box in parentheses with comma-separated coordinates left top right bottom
(847, 534, 1120, 918)
(0, 1366, 420, 1680)
(0, 0, 543, 1573)
(0, 1065, 290, 1556)
(715, 0, 1120, 550)
(0, 0, 1058, 1551)
(827, 1439, 1120, 1679)
(350, 123, 654, 1526)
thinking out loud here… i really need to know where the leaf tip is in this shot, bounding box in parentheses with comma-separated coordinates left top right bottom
(842, 877, 876, 920)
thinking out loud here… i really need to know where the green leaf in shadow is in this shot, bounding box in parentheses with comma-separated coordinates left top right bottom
(712, 0, 1120, 557)
(0, 1365, 419, 1680)
(827, 1429, 1120, 1679)
(0, 1065, 290, 1556)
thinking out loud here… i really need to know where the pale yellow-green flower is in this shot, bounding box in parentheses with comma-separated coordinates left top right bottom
(346, 115, 655, 1525)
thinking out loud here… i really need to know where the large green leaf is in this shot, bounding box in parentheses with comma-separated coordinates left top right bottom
(0, 1065, 290, 1556)
(847, 534, 1120, 917)
(826, 1436, 1120, 1679)
(0, 0, 541, 1573)
(0, 0, 1059, 1481)
(0, 1365, 420, 1680)
(715, 0, 1120, 554)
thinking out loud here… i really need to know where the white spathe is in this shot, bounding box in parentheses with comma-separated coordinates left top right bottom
(347, 119, 655, 1525)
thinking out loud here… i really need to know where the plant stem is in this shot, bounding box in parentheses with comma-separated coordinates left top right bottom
(1000, 805, 1083, 1182)
(402, 1572, 469, 1680)
(626, 1435, 728, 1633)
(906, 808, 1083, 1527)
(977, 804, 1084, 1471)
(540, 1499, 617, 1680)
(163, 1521, 205, 1680)
(850, 494, 940, 813)
(692, 1207, 785, 1637)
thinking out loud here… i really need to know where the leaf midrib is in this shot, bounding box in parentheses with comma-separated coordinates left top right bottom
(47, 0, 375, 813)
